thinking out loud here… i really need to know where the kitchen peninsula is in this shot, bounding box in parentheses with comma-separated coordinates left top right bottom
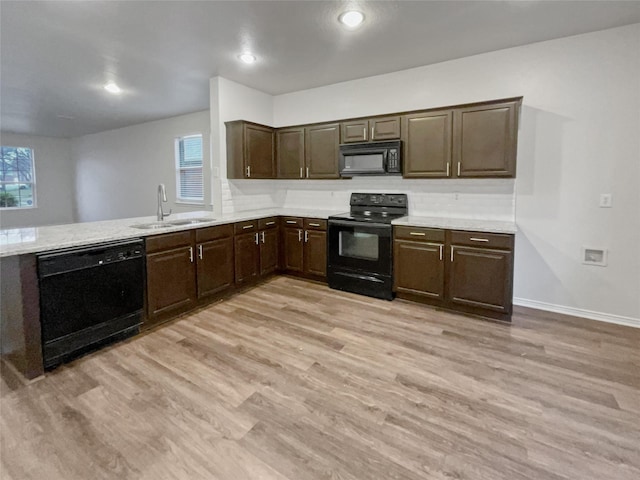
(1, 209, 516, 380)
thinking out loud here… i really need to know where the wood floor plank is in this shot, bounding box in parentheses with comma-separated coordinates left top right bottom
(2, 276, 639, 479)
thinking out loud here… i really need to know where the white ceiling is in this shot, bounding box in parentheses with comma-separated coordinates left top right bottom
(1, 1, 639, 138)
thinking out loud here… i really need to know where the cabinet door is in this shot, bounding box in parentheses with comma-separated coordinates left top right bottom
(371, 116, 401, 141)
(146, 246, 196, 320)
(197, 237, 234, 298)
(276, 127, 305, 179)
(245, 123, 275, 178)
(448, 246, 513, 313)
(259, 228, 279, 276)
(453, 101, 518, 178)
(393, 240, 444, 299)
(341, 120, 369, 143)
(305, 123, 340, 179)
(402, 110, 452, 178)
(304, 230, 327, 277)
(283, 228, 304, 272)
(234, 233, 260, 285)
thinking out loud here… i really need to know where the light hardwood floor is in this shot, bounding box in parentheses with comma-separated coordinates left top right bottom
(1, 276, 639, 479)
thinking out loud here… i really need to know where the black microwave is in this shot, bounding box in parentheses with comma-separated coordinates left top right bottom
(339, 140, 402, 177)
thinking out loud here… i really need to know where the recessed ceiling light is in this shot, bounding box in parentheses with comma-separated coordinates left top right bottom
(238, 53, 256, 64)
(104, 82, 122, 94)
(339, 10, 364, 28)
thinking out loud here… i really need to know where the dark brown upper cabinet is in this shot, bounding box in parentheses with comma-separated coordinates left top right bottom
(341, 116, 401, 143)
(305, 123, 340, 179)
(276, 127, 305, 179)
(453, 100, 518, 178)
(226, 120, 275, 179)
(402, 110, 453, 178)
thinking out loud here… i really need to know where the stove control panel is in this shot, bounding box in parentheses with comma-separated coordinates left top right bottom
(350, 193, 408, 207)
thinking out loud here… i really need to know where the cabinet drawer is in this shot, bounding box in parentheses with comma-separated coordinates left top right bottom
(303, 218, 327, 231)
(450, 230, 514, 250)
(258, 217, 279, 230)
(234, 220, 258, 234)
(282, 217, 303, 228)
(146, 231, 193, 253)
(394, 226, 445, 243)
(195, 223, 233, 243)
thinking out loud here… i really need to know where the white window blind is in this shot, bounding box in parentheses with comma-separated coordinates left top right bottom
(175, 134, 203, 202)
(1, 146, 36, 209)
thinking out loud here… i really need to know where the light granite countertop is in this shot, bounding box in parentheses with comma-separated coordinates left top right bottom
(392, 215, 517, 234)
(0, 209, 516, 258)
(0, 208, 343, 258)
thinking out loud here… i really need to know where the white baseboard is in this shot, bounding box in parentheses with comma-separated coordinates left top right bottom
(513, 298, 640, 329)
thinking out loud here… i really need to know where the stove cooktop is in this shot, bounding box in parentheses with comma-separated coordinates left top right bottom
(329, 212, 405, 225)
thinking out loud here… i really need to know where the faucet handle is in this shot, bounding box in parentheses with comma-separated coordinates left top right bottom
(165, 208, 172, 218)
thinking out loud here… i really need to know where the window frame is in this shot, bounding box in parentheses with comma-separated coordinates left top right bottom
(0, 145, 37, 210)
(174, 133, 204, 205)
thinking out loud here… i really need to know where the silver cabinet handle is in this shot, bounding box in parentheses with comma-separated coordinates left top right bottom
(409, 232, 426, 236)
(439, 244, 443, 261)
(261, 231, 265, 243)
(266, 221, 275, 226)
(470, 237, 489, 242)
(457, 162, 461, 176)
(246, 165, 251, 177)
(298, 229, 302, 242)
(189, 246, 194, 263)
(254, 232, 259, 245)
(304, 230, 309, 243)
(363, 127, 367, 140)
(309, 223, 320, 227)
(446, 162, 450, 177)
(242, 224, 254, 229)
(286, 220, 297, 224)
(371, 126, 374, 140)
(306, 166, 309, 178)
(450, 246, 454, 262)
(300, 167, 303, 178)
(198, 244, 203, 260)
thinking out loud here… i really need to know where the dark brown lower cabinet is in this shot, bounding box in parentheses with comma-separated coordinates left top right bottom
(260, 228, 279, 275)
(196, 237, 234, 298)
(448, 245, 512, 314)
(234, 231, 260, 285)
(393, 227, 514, 321)
(282, 217, 327, 279)
(146, 238, 197, 326)
(283, 227, 304, 272)
(393, 240, 444, 299)
(303, 229, 327, 277)
(234, 217, 280, 285)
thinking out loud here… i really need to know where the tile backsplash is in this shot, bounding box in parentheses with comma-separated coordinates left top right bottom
(223, 177, 515, 221)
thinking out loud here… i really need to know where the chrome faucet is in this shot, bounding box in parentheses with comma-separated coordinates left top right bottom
(157, 184, 171, 221)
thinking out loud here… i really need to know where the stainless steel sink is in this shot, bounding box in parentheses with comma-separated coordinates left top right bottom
(130, 222, 174, 230)
(168, 218, 212, 226)
(130, 218, 213, 230)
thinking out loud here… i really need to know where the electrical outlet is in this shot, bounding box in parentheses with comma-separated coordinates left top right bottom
(599, 193, 612, 208)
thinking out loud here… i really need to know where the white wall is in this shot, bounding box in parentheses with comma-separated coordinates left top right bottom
(209, 77, 276, 217)
(72, 111, 211, 222)
(212, 24, 640, 324)
(0, 132, 75, 228)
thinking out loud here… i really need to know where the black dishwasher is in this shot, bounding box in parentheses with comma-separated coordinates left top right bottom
(38, 239, 145, 370)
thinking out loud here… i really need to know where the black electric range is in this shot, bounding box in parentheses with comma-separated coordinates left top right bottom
(327, 193, 408, 300)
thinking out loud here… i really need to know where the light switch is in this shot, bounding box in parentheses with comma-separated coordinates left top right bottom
(599, 194, 612, 208)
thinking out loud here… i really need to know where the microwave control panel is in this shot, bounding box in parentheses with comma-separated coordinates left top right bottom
(387, 148, 399, 171)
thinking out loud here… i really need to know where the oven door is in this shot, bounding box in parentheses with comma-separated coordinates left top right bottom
(328, 219, 392, 275)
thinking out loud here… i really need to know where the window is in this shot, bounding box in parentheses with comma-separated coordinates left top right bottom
(1, 146, 36, 209)
(175, 134, 203, 203)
